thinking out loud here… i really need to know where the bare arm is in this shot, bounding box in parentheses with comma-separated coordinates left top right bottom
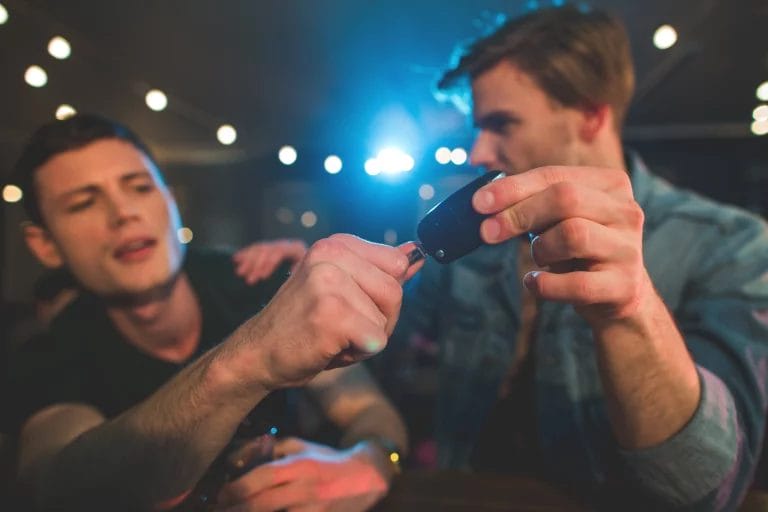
(307, 364, 408, 479)
(18, 403, 104, 491)
(215, 239, 421, 512)
(591, 289, 699, 448)
(472, 166, 699, 448)
(18, 235, 411, 511)
(21, 344, 270, 510)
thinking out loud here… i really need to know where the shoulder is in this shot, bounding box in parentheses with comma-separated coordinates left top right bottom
(634, 161, 767, 239)
(185, 247, 290, 311)
(640, 173, 768, 301)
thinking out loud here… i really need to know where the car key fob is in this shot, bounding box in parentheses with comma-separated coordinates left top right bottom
(416, 170, 505, 264)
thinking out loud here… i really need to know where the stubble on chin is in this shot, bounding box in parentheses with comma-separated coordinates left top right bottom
(99, 269, 183, 308)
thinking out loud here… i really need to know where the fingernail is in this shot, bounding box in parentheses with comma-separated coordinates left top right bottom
(407, 246, 426, 265)
(523, 271, 539, 289)
(483, 218, 501, 241)
(474, 190, 494, 211)
(530, 235, 541, 267)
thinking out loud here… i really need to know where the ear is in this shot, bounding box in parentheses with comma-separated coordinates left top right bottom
(23, 223, 64, 268)
(578, 104, 611, 143)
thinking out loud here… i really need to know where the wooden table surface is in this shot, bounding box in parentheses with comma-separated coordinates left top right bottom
(373, 470, 589, 512)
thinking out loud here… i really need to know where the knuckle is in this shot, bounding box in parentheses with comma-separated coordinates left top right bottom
(392, 252, 408, 276)
(616, 169, 633, 190)
(625, 201, 645, 229)
(539, 165, 567, 185)
(314, 293, 345, 320)
(306, 263, 344, 290)
(551, 182, 580, 211)
(574, 275, 593, 301)
(503, 208, 531, 232)
(375, 311, 388, 330)
(328, 233, 351, 244)
(382, 275, 403, 304)
(560, 218, 589, 252)
(308, 238, 346, 262)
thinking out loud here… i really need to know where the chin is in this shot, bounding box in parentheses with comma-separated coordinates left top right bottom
(101, 270, 181, 307)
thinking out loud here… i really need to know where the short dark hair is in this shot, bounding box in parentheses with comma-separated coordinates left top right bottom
(437, 5, 635, 130)
(12, 114, 162, 225)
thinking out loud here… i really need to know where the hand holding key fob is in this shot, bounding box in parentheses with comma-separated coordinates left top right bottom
(415, 170, 505, 264)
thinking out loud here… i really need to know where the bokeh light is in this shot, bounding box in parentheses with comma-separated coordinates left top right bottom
(278, 145, 297, 165)
(653, 24, 677, 50)
(25, 65, 47, 87)
(48, 36, 71, 59)
(2, 184, 22, 203)
(217, 124, 237, 145)
(145, 89, 168, 111)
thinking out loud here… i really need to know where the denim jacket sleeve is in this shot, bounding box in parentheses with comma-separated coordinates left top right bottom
(620, 208, 768, 511)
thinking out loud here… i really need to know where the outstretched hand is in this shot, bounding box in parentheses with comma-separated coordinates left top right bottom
(233, 239, 308, 285)
(227, 234, 423, 391)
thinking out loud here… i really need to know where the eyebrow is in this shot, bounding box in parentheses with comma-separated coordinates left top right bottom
(473, 110, 521, 129)
(57, 170, 153, 200)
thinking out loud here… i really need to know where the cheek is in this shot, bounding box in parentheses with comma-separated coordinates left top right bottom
(50, 216, 105, 259)
(151, 194, 178, 230)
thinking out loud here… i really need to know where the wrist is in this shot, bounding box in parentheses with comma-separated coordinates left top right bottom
(206, 335, 272, 403)
(586, 272, 658, 332)
(354, 438, 403, 483)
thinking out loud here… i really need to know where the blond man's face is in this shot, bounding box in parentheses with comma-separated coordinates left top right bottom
(469, 60, 586, 175)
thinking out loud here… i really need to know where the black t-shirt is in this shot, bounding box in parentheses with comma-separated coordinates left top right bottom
(3, 249, 293, 435)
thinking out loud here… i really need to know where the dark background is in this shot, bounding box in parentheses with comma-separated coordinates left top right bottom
(1, 0, 767, 302)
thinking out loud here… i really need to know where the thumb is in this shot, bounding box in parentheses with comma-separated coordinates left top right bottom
(273, 436, 307, 458)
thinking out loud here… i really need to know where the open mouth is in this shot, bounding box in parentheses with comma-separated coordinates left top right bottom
(113, 238, 157, 262)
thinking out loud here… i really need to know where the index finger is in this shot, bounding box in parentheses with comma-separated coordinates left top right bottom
(472, 165, 632, 214)
(327, 234, 409, 279)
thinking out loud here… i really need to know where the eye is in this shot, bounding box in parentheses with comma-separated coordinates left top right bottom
(134, 182, 155, 193)
(488, 118, 514, 134)
(67, 198, 94, 212)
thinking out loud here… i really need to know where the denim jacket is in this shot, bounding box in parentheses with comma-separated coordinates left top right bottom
(393, 154, 768, 510)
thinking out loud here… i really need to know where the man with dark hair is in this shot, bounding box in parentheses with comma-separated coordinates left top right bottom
(6, 114, 418, 511)
(387, 5, 768, 510)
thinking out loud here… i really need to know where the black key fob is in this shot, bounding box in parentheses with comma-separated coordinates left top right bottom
(416, 170, 505, 264)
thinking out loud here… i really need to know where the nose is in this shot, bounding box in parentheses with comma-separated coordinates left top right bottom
(469, 132, 495, 170)
(106, 193, 139, 228)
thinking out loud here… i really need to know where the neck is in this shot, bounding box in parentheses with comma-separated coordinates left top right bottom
(581, 130, 626, 171)
(106, 273, 202, 363)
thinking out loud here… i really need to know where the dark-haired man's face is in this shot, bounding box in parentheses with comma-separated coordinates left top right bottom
(29, 138, 184, 300)
(469, 60, 585, 175)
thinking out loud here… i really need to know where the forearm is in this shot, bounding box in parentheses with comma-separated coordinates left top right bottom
(35, 342, 270, 510)
(592, 290, 700, 450)
(338, 400, 408, 454)
(335, 400, 408, 485)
